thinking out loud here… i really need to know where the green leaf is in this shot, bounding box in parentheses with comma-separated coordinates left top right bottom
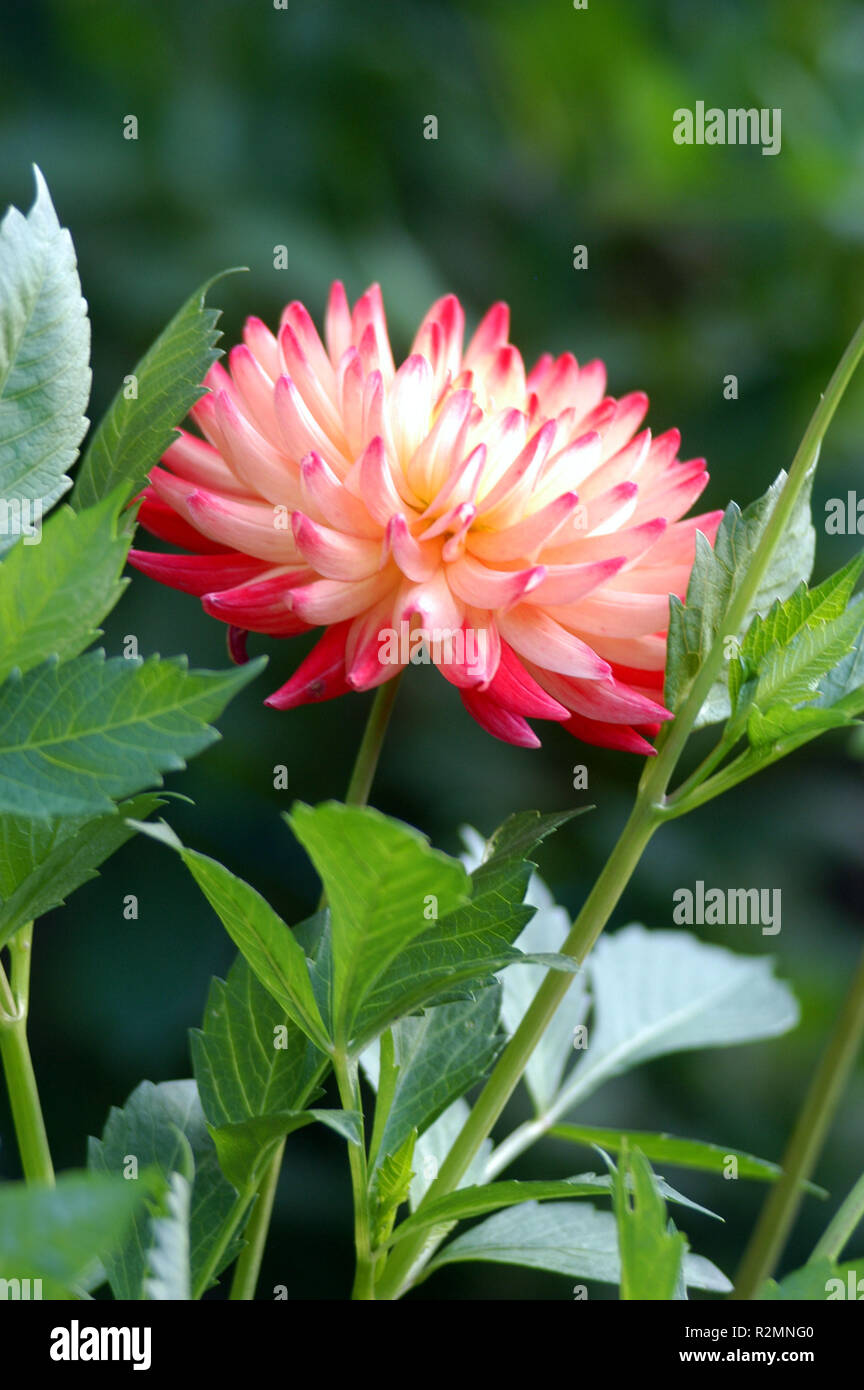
(549, 1124, 826, 1195)
(143, 1170, 191, 1301)
(332, 808, 582, 1052)
(370, 1133, 416, 1247)
(758, 1257, 864, 1300)
(0, 493, 131, 685)
(0, 793, 162, 950)
(0, 168, 90, 547)
(423, 1201, 731, 1293)
(390, 1170, 717, 1250)
(71, 271, 238, 510)
(0, 650, 264, 818)
(361, 986, 505, 1166)
(209, 1109, 361, 1193)
(0, 1171, 150, 1299)
(87, 1079, 244, 1300)
(158, 835, 330, 1053)
(745, 574, 864, 718)
(548, 925, 797, 1121)
(288, 801, 471, 1049)
(665, 472, 815, 723)
(612, 1147, 687, 1300)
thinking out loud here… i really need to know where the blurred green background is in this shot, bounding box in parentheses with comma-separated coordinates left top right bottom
(1, 0, 863, 1299)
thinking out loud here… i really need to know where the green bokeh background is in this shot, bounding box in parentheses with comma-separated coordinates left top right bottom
(1, 0, 863, 1299)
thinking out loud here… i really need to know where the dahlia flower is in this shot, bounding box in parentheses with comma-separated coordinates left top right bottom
(129, 284, 721, 752)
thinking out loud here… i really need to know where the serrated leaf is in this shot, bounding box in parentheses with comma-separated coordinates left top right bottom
(288, 801, 471, 1049)
(0, 168, 90, 548)
(665, 472, 815, 723)
(361, 986, 505, 1166)
(612, 1148, 687, 1301)
(0, 492, 131, 684)
(0, 1171, 151, 1299)
(0, 793, 162, 949)
(0, 650, 264, 818)
(191, 954, 331, 1190)
(87, 1079, 244, 1300)
(371, 1133, 416, 1247)
(71, 272, 237, 510)
(546, 925, 798, 1122)
(423, 1201, 730, 1292)
(332, 809, 583, 1052)
(548, 1124, 826, 1194)
(143, 1170, 191, 1301)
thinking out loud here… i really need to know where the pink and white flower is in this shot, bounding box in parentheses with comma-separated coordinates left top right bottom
(129, 283, 721, 752)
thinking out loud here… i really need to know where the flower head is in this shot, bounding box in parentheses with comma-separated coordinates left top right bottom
(130, 283, 721, 752)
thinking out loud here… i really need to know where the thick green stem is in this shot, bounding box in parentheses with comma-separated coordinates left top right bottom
(0, 924, 54, 1186)
(733, 944, 864, 1299)
(375, 797, 661, 1299)
(376, 318, 864, 1301)
(811, 1171, 864, 1265)
(228, 1139, 285, 1301)
(229, 675, 404, 1300)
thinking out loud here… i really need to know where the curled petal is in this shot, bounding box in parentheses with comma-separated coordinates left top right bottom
(460, 687, 540, 748)
(265, 621, 352, 709)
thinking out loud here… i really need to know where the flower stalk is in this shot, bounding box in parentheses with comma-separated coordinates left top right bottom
(0, 923, 54, 1187)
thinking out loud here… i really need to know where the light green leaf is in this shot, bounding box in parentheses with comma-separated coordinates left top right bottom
(409, 1098, 493, 1211)
(0, 493, 131, 685)
(210, 1108, 361, 1192)
(423, 1201, 731, 1292)
(143, 1170, 191, 1302)
(549, 1123, 826, 1195)
(87, 1079, 244, 1300)
(758, 1257, 864, 1301)
(0, 1171, 151, 1299)
(361, 986, 504, 1166)
(665, 472, 815, 724)
(0, 650, 264, 818)
(613, 1147, 687, 1300)
(371, 1133, 416, 1247)
(547, 925, 798, 1121)
(71, 271, 237, 510)
(0, 793, 162, 950)
(390, 1169, 717, 1250)
(332, 808, 582, 1051)
(0, 168, 90, 547)
(288, 801, 471, 1049)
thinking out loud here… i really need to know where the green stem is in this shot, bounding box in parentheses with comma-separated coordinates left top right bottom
(0, 924, 54, 1186)
(733, 944, 864, 1298)
(811, 1171, 864, 1265)
(344, 675, 404, 808)
(335, 1051, 377, 1299)
(376, 797, 661, 1299)
(376, 316, 864, 1300)
(228, 674, 404, 1300)
(228, 1139, 285, 1301)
